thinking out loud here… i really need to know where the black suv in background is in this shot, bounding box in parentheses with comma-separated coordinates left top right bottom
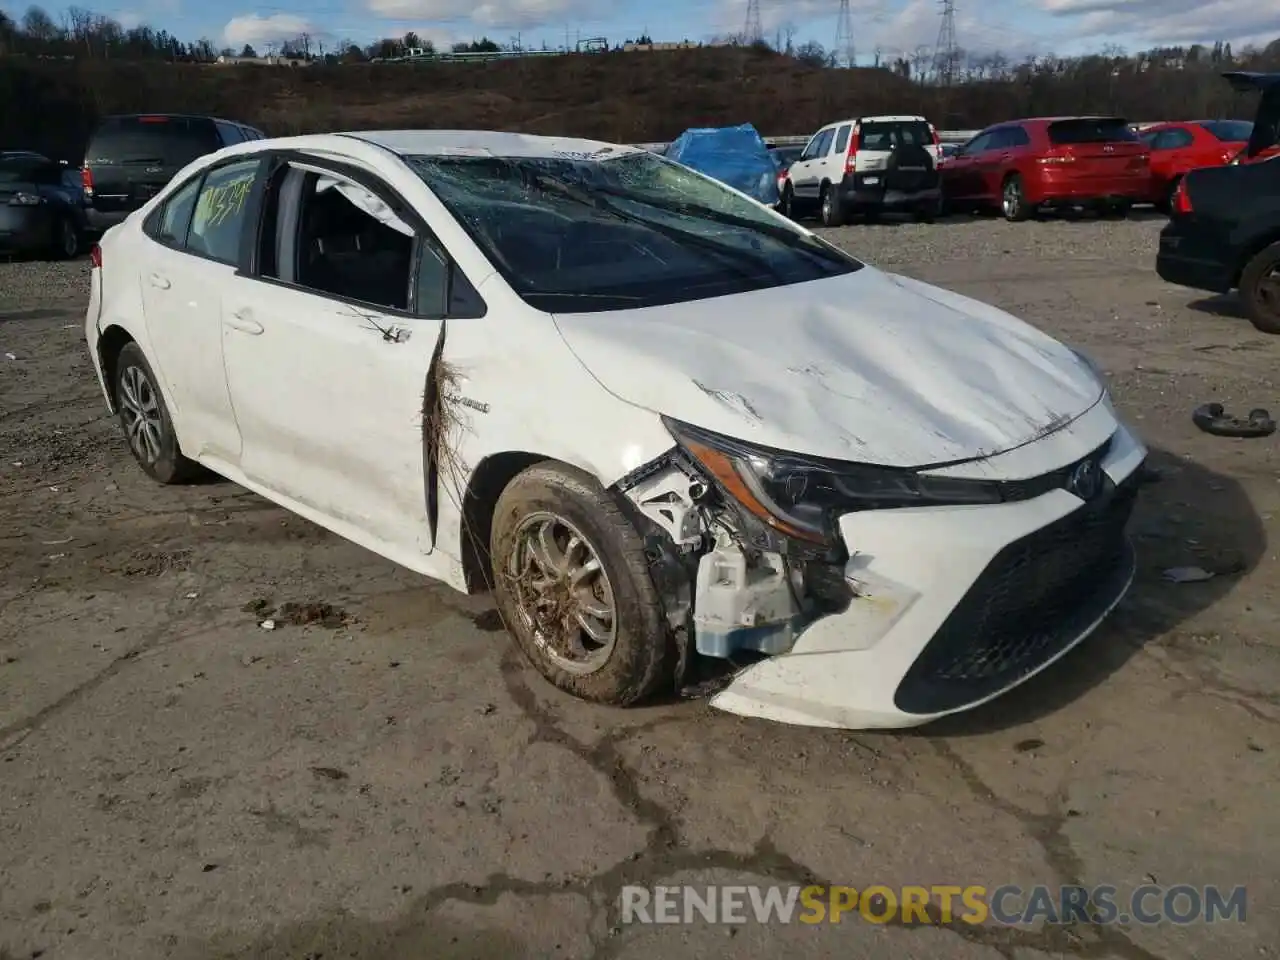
(1156, 72, 1280, 334)
(81, 114, 265, 234)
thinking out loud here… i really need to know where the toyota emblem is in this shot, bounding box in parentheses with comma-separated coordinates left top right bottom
(1067, 458, 1103, 500)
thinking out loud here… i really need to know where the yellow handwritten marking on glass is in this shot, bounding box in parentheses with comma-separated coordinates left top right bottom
(193, 172, 255, 232)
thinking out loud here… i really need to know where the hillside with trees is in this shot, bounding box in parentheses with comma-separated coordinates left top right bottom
(2, 4, 1278, 162)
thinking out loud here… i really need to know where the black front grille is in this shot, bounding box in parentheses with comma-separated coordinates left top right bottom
(894, 471, 1141, 715)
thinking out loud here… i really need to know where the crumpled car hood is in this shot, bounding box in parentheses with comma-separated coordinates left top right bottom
(551, 266, 1104, 467)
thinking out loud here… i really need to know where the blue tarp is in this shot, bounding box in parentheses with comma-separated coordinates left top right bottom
(664, 123, 780, 206)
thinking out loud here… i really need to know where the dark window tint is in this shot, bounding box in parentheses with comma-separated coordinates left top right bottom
(1005, 126, 1031, 147)
(858, 121, 932, 150)
(814, 128, 835, 156)
(834, 124, 851, 154)
(215, 121, 244, 145)
(87, 116, 221, 167)
(187, 159, 260, 264)
(406, 152, 859, 313)
(1047, 118, 1137, 145)
(1160, 128, 1195, 149)
(961, 132, 994, 154)
(1199, 120, 1253, 142)
(0, 158, 50, 183)
(154, 175, 203, 247)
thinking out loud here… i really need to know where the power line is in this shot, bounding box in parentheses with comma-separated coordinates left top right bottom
(932, 0, 958, 84)
(833, 0, 854, 67)
(743, 0, 762, 44)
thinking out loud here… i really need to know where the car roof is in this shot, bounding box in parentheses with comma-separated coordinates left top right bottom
(338, 129, 644, 159)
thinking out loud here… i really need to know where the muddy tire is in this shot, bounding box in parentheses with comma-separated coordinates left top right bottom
(113, 342, 200, 484)
(489, 461, 671, 705)
(1239, 241, 1280, 335)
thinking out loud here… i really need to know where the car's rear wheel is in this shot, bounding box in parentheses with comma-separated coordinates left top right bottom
(1100, 200, 1132, 219)
(778, 183, 795, 219)
(1239, 241, 1280, 335)
(1002, 175, 1031, 221)
(51, 216, 79, 260)
(113, 342, 200, 484)
(819, 184, 844, 227)
(490, 462, 671, 705)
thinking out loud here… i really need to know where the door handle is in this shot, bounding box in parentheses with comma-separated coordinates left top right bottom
(148, 273, 170, 290)
(225, 308, 264, 335)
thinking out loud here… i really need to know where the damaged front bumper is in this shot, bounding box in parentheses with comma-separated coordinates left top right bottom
(710, 420, 1146, 729)
(624, 398, 1148, 730)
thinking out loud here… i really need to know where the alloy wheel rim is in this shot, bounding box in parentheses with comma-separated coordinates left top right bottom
(507, 512, 617, 675)
(119, 365, 164, 464)
(1003, 182, 1019, 216)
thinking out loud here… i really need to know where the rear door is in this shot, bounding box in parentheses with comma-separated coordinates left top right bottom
(1043, 118, 1147, 183)
(85, 116, 222, 216)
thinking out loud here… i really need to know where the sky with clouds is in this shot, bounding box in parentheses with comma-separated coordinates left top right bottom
(3, 0, 1276, 58)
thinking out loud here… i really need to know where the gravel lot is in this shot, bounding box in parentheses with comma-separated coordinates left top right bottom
(2, 213, 1279, 960)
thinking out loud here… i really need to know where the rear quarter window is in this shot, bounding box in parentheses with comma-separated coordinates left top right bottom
(86, 117, 221, 167)
(1200, 120, 1253, 142)
(1047, 118, 1137, 144)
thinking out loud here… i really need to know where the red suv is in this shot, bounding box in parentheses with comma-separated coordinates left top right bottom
(940, 116, 1150, 221)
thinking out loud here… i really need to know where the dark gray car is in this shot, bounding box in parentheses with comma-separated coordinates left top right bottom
(0, 152, 87, 259)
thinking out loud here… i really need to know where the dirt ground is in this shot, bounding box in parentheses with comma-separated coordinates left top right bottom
(1, 213, 1278, 960)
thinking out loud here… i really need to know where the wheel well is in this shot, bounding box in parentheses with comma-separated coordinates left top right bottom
(1002, 170, 1021, 185)
(459, 451, 547, 594)
(1234, 232, 1280, 287)
(98, 325, 135, 407)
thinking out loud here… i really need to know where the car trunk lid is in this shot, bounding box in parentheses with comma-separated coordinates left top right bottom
(1223, 72, 1280, 160)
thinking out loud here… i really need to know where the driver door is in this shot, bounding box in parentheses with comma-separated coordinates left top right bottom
(218, 156, 485, 564)
(942, 132, 990, 200)
(790, 129, 833, 203)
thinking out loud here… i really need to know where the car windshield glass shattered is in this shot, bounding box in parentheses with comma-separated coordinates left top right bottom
(405, 150, 861, 312)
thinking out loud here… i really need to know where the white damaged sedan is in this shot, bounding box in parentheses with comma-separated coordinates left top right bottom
(84, 130, 1147, 729)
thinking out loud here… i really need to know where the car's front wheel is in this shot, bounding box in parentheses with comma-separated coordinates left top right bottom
(490, 462, 672, 705)
(1239, 241, 1280, 335)
(113, 342, 200, 484)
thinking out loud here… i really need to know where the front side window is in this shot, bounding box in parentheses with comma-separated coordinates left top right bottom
(187, 158, 261, 264)
(406, 150, 861, 313)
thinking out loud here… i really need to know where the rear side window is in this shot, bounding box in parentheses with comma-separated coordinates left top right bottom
(215, 121, 244, 146)
(1199, 120, 1253, 142)
(858, 121, 932, 150)
(834, 124, 851, 153)
(86, 116, 221, 167)
(155, 176, 202, 247)
(1047, 118, 1137, 145)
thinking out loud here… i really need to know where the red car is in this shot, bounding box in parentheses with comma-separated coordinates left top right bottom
(940, 116, 1150, 221)
(1139, 120, 1252, 210)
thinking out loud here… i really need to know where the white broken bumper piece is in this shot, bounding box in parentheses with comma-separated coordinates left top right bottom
(709, 423, 1147, 730)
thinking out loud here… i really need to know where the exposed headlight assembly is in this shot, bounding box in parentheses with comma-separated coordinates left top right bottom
(663, 417, 1004, 546)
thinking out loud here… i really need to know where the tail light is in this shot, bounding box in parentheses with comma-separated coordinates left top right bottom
(1172, 179, 1193, 215)
(844, 123, 859, 175)
(81, 165, 94, 198)
(930, 124, 940, 150)
(1037, 150, 1075, 165)
(89, 243, 102, 269)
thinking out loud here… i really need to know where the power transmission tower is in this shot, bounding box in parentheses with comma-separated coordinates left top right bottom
(932, 0, 958, 84)
(834, 0, 855, 67)
(744, 0, 763, 44)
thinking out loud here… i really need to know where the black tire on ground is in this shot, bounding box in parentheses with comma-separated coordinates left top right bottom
(819, 184, 844, 227)
(779, 183, 795, 220)
(1103, 200, 1132, 219)
(50, 215, 80, 260)
(1002, 174, 1031, 222)
(113, 342, 201, 484)
(1239, 241, 1280, 335)
(489, 461, 672, 706)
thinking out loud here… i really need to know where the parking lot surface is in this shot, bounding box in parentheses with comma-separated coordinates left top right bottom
(2, 213, 1278, 960)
